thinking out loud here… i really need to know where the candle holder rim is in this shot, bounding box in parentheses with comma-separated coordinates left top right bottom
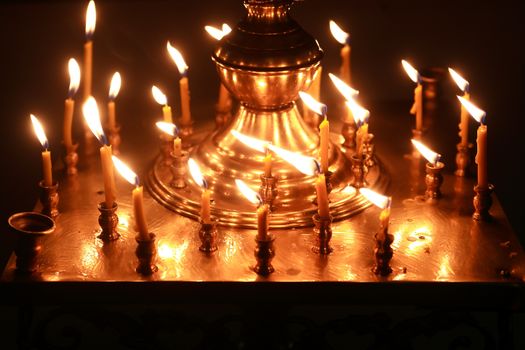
(255, 233, 276, 243)
(170, 150, 189, 159)
(8, 212, 56, 236)
(135, 232, 156, 243)
(312, 213, 334, 223)
(97, 201, 119, 211)
(426, 161, 445, 170)
(474, 183, 495, 192)
(38, 179, 59, 189)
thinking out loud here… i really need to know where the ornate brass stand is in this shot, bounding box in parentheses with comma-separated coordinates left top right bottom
(97, 202, 120, 242)
(39, 180, 59, 218)
(135, 233, 158, 275)
(312, 214, 333, 255)
(199, 219, 218, 253)
(425, 162, 444, 200)
(473, 184, 494, 221)
(170, 151, 189, 189)
(254, 234, 276, 276)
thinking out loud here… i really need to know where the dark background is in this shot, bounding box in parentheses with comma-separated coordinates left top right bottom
(0, 0, 524, 348)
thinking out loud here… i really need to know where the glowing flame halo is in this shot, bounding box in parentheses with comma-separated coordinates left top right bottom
(411, 139, 441, 166)
(85, 0, 96, 40)
(112, 156, 139, 187)
(82, 96, 107, 145)
(108, 72, 121, 100)
(329, 73, 359, 101)
(402, 59, 420, 84)
(188, 158, 207, 189)
(448, 68, 470, 93)
(156, 121, 179, 138)
(30, 114, 49, 150)
(67, 58, 81, 98)
(235, 179, 262, 206)
(329, 20, 350, 45)
(458, 96, 486, 124)
(299, 91, 327, 116)
(151, 85, 168, 106)
(360, 188, 391, 210)
(167, 42, 189, 76)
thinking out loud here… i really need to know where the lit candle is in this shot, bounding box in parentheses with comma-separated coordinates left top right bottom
(64, 58, 81, 151)
(30, 115, 53, 187)
(346, 98, 370, 156)
(458, 96, 488, 189)
(330, 20, 351, 85)
(299, 91, 329, 173)
(83, 97, 117, 208)
(411, 139, 441, 167)
(236, 179, 269, 240)
(107, 72, 121, 131)
(167, 42, 192, 127)
(188, 158, 211, 224)
(449, 68, 471, 148)
(329, 73, 359, 123)
(360, 188, 392, 241)
(151, 85, 172, 124)
(230, 130, 272, 177)
(402, 60, 423, 131)
(156, 121, 181, 157)
(83, 0, 96, 103)
(112, 156, 150, 240)
(205, 24, 233, 112)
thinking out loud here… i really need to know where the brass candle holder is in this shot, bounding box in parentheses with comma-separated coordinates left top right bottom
(135, 233, 158, 275)
(454, 143, 470, 177)
(373, 230, 394, 276)
(341, 121, 357, 150)
(39, 180, 59, 218)
(350, 155, 368, 188)
(425, 162, 444, 200)
(108, 125, 121, 155)
(8, 212, 55, 274)
(159, 135, 174, 167)
(254, 234, 276, 276)
(97, 202, 120, 242)
(312, 214, 333, 255)
(170, 150, 189, 189)
(259, 174, 278, 210)
(64, 144, 79, 175)
(199, 218, 218, 253)
(473, 184, 494, 221)
(362, 133, 376, 168)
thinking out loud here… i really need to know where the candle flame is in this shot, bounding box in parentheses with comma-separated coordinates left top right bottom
(329, 73, 359, 101)
(82, 96, 107, 145)
(359, 188, 391, 210)
(108, 72, 121, 100)
(402, 59, 420, 84)
(231, 130, 268, 154)
(30, 114, 49, 150)
(188, 158, 207, 189)
(299, 91, 327, 116)
(112, 156, 139, 187)
(411, 139, 441, 165)
(85, 0, 96, 39)
(151, 85, 167, 106)
(205, 23, 232, 41)
(329, 20, 350, 45)
(67, 58, 81, 98)
(268, 144, 319, 176)
(448, 68, 470, 93)
(156, 121, 179, 137)
(345, 98, 370, 126)
(235, 179, 262, 206)
(457, 96, 486, 124)
(222, 23, 232, 35)
(167, 42, 188, 75)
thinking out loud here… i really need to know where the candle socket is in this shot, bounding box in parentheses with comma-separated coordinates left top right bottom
(215, 102, 232, 129)
(159, 135, 174, 167)
(39, 180, 59, 218)
(259, 174, 278, 210)
(108, 125, 121, 156)
(473, 184, 494, 222)
(179, 122, 194, 142)
(97, 202, 120, 242)
(135, 233, 158, 275)
(199, 219, 218, 253)
(65, 144, 79, 175)
(362, 133, 376, 168)
(454, 143, 470, 177)
(254, 234, 276, 276)
(341, 121, 357, 150)
(373, 231, 394, 276)
(170, 151, 189, 189)
(425, 162, 444, 200)
(8, 212, 55, 274)
(350, 155, 368, 189)
(312, 214, 333, 255)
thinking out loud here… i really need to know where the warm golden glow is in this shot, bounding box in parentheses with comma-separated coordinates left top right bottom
(341, 185, 357, 196)
(85, 0, 96, 38)
(205, 23, 232, 40)
(402, 59, 420, 83)
(112, 156, 139, 187)
(235, 179, 262, 205)
(30, 114, 49, 150)
(299, 91, 327, 116)
(359, 188, 391, 210)
(222, 23, 232, 35)
(167, 42, 188, 75)
(82, 96, 106, 144)
(345, 98, 369, 125)
(411, 139, 441, 165)
(268, 145, 318, 176)
(457, 96, 486, 124)
(329, 20, 349, 45)
(231, 130, 268, 154)
(158, 243, 174, 260)
(436, 254, 453, 280)
(188, 158, 206, 188)
(108, 72, 121, 100)
(448, 68, 469, 93)
(329, 73, 359, 101)
(156, 121, 178, 137)
(67, 58, 81, 97)
(151, 85, 167, 106)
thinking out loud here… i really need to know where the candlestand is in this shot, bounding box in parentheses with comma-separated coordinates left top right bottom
(341, 121, 357, 150)
(254, 234, 276, 276)
(473, 184, 494, 221)
(135, 233, 158, 275)
(169, 151, 189, 189)
(39, 180, 59, 218)
(425, 162, 444, 200)
(312, 214, 333, 255)
(362, 133, 376, 168)
(350, 155, 368, 188)
(259, 174, 278, 211)
(97, 202, 120, 242)
(199, 219, 218, 253)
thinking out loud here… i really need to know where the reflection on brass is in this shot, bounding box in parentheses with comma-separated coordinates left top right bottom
(108, 125, 121, 155)
(455, 143, 470, 177)
(313, 214, 333, 255)
(425, 162, 444, 200)
(215, 98, 233, 129)
(341, 121, 357, 150)
(363, 133, 376, 168)
(65, 144, 79, 175)
(170, 151, 189, 189)
(97, 202, 120, 242)
(8, 212, 55, 274)
(199, 219, 218, 253)
(350, 155, 368, 189)
(254, 234, 276, 276)
(39, 180, 59, 218)
(374, 230, 394, 276)
(135, 233, 158, 275)
(473, 184, 494, 221)
(259, 174, 278, 211)
(159, 135, 174, 167)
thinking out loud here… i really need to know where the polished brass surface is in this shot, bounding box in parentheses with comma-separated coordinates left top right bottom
(39, 180, 59, 218)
